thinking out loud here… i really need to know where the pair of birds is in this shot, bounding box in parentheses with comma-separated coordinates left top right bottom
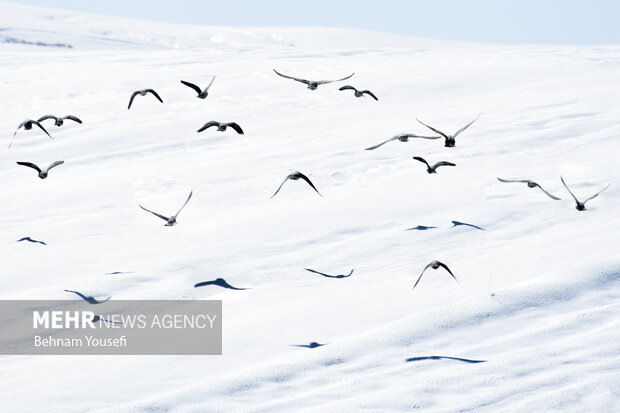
(273, 69, 377, 99)
(10, 115, 82, 148)
(127, 76, 215, 109)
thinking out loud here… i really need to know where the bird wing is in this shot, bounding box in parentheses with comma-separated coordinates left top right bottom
(361, 90, 378, 100)
(412, 156, 430, 168)
(44, 160, 65, 173)
(560, 176, 580, 204)
(16, 161, 42, 173)
(365, 136, 398, 150)
(273, 69, 310, 84)
(297, 172, 323, 197)
(497, 178, 531, 183)
(146, 89, 164, 103)
(139, 205, 170, 222)
(271, 175, 291, 198)
(33, 121, 53, 139)
(37, 115, 58, 123)
(339, 85, 356, 92)
(533, 183, 561, 200)
(416, 119, 449, 139)
(436, 261, 457, 281)
(205, 75, 216, 91)
(406, 133, 442, 140)
(317, 73, 355, 85)
(197, 121, 220, 132)
(583, 183, 609, 204)
(194, 281, 214, 288)
(180, 80, 203, 95)
(127, 91, 139, 109)
(226, 122, 244, 135)
(453, 114, 481, 138)
(413, 263, 433, 290)
(433, 161, 456, 169)
(63, 115, 82, 124)
(174, 190, 193, 217)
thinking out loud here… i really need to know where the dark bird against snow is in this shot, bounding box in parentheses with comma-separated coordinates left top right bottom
(271, 171, 322, 198)
(560, 176, 609, 211)
(416, 114, 481, 147)
(305, 268, 354, 279)
(339, 85, 378, 100)
(194, 278, 248, 290)
(451, 221, 485, 231)
(37, 115, 82, 127)
(17, 237, 47, 245)
(197, 121, 244, 134)
(413, 156, 455, 174)
(64, 289, 111, 304)
(413, 260, 458, 290)
(16, 161, 64, 179)
(180, 76, 215, 99)
(365, 133, 441, 151)
(291, 342, 327, 348)
(139, 190, 193, 226)
(497, 178, 561, 200)
(273, 69, 354, 90)
(127, 89, 163, 109)
(9, 119, 53, 148)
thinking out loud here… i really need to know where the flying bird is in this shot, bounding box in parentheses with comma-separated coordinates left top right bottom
(273, 69, 354, 90)
(497, 178, 561, 200)
(16, 161, 64, 179)
(365, 133, 441, 151)
(127, 89, 163, 109)
(37, 115, 82, 127)
(560, 176, 609, 211)
(17, 237, 47, 245)
(406, 225, 437, 231)
(291, 342, 327, 348)
(416, 114, 481, 147)
(305, 268, 354, 279)
(180, 76, 215, 99)
(194, 278, 248, 290)
(339, 85, 378, 100)
(271, 171, 322, 198)
(64, 289, 111, 304)
(139, 190, 193, 226)
(413, 156, 456, 174)
(197, 121, 244, 134)
(413, 260, 458, 290)
(450, 221, 485, 231)
(9, 119, 53, 148)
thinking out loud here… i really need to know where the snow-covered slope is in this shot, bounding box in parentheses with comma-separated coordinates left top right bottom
(1, 2, 619, 412)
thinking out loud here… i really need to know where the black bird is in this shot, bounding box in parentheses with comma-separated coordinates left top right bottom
(273, 69, 354, 90)
(194, 278, 248, 290)
(291, 342, 327, 348)
(413, 260, 458, 290)
(180, 76, 215, 99)
(365, 133, 441, 150)
(139, 190, 193, 226)
(339, 85, 378, 100)
(406, 225, 437, 231)
(128, 89, 163, 109)
(560, 176, 609, 211)
(413, 156, 455, 174)
(405, 356, 486, 364)
(17, 237, 47, 245)
(497, 178, 561, 200)
(37, 115, 82, 127)
(9, 119, 53, 148)
(416, 114, 481, 147)
(450, 221, 485, 231)
(64, 290, 111, 304)
(271, 171, 322, 198)
(16, 161, 64, 179)
(305, 268, 354, 279)
(197, 121, 244, 134)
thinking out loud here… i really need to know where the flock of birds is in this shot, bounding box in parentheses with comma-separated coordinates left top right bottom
(10, 66, 611, 347)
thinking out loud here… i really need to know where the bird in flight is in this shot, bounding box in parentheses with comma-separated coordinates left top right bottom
(450, 221, 485, 231)
(271, 171, 322, 198)
(416, 114, 481, 147)
(413, 156, 456, 174)
(139, 190, 193, 226)
(64, 289, 111, 304)
(339, 85, 378, 100)
(128, 89, 163, 109)
(194, 278, 248, 290)
(180, 76, 215, 99)
(197, 121, 244, 134)
(9, 119, 53, 148)
(413, 260, 458, 290)
(16, 161, 64, 179)
(37, 115, 82, 127)
(291, 342, 327, 348)
(365, 133, 441, 151)
(560, 176, 609, 211)
(273, 69, 354, 90)
(305, 268, 354, 279)
(497, 178, 561, 200)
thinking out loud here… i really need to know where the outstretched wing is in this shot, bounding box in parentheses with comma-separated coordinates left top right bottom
(197, 121, 220, 133)
(433, 161, 456, 169)
(226, 122, 244, 135)
(317, 73, 354, 85)
(533, 183, 561, 200)
(436, 261, 457, 281)
(180, 80, 203, 95)
(145, 89, 164, 103)
(412, 156, 430, 168)
(365, 136, 398, 150)
(205, 75, 216, 91)
(453, 114, 481, 138)
(271, 175, 291, 198)
(296, 172, 323, 197)
(273, 69, 310, 85)
(16, 161, 42, 173)
(339, 85, 357, 92)
(497, 178, 531, 183)
(44, 160, 65, 173)
(33, 121, 53, 139)
(361, 90, 378, 100)
(416, 118, 449, 139)
(63, 115, 82, 124)
(37, 115, 58, 123)
(174, 190, 193, 217)
(583, 183, 609, 204)
(413, 263, 433, 290)
(139, 205, 170, 222)
(560, 176, 580, 204)
(128, 91, 139, 109)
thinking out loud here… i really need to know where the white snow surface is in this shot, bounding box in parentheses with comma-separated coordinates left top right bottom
(1, 2, 619, 412)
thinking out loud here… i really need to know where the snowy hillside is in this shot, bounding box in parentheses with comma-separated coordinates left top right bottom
(1, 2, 619, 412)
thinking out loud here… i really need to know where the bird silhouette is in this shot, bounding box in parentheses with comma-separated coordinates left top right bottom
(271, 171, 322, 198)
(305, 268, 354, 278)
(194, 278, 248, 290)
(197, 121, 244, 134)
(273, 69, 354, 90)
(37, 115, 82, 127)
(339, 85, 378, 100)
(365, 133, 441, 150)
(16, 161, 64, 179)
(413, 156, 456, 174)
(64, 290, 111, 304)
(180, 76, 215, 99)
(128, 89, 163, 109)
(9, 119, 53, 148)
(497, 178, 561, 200)
(450, 221, 485, 231)
(139, 190, 193, 226)
(413, 260, 458, 290)
(406, 225, 437, 231)
(291, 342, 327, 348)
(17, 237, 47, 245)
(560, 176, 609, 211)
(416, 114, 481, 147)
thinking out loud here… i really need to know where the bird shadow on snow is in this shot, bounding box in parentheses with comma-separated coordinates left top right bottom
(405, 355, 486, 364)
